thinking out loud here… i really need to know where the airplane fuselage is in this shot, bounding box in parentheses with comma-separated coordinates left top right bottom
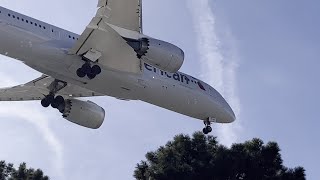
(0, 6, 235, 123)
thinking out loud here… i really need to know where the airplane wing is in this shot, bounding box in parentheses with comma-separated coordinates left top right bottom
(68, 0, 142, 74)
(97, 0, 143, 32)
(0, 75, 103, 101)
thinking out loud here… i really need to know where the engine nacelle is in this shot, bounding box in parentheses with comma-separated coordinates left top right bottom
(62, 99, 105, 129)
(125, 37, 184, 73)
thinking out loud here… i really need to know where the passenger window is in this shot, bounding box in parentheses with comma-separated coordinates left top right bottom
(12, 15, 15, 18)
(39, 25, 42, 28)
(26, 20, 29, 23)
(69, 35, 71, 38)
(30, 22, 33, 25)
(8, 14, 10, 17)
(43, 26, 46, 29)
(35, 23, 37, 26)
(22, 18, 24, 22)
(17, 17, 19, 20)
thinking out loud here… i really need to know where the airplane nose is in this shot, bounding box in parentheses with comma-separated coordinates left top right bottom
(223, 102, 236, 123)
(209, 88, 236, 123)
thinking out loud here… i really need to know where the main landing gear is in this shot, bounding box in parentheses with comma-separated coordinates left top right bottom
(41, 79, 67, 113)
(202, 119, 213, 135)
(41, 94, 66, 113)
(76, 62, 101, 79)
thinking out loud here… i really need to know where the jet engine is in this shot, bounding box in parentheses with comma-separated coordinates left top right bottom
(125, 37, 184, 73)
(62, 99, 105, 129)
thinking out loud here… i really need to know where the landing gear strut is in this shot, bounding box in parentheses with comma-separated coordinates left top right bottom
(202, 119, 213, 134)
(76, 62, 101, 79)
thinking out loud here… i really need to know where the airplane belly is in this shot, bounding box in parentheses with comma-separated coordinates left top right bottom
(0, 23, 83, 85)
(138, 77, 207, 120)
(0, 23, 42, 61)
(0, 23, 24, 59)
(0, 22, 73, 66)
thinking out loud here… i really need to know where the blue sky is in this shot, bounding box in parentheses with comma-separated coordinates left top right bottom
(214, 1, 319, 180)
(0, 0, 318, 179)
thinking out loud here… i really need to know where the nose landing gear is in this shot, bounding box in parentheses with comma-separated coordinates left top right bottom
(76, 62, 101, 79)
(203, 119, 213, 134)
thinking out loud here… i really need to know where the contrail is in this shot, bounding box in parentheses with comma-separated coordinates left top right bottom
(0, 73, 64, 178)
(188, 0, 241, 146)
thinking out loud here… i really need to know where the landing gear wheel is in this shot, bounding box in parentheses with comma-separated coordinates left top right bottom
(202, 119, 212, 134)
(41, 94, 54, 108)
(87, 72, 96, 79)
(55, 95, 65, 104)
(57, 103, 66, 113)
(51, 96, 65, 109)
(46, 94, 54, 102)
(77, 68, 86, 78)
(51, 101, 59, 108)
(92, 65, 101, 75)
(203, 128, 209, 134)
(77, 61, 102, 79)
(41, 98, 50, 108)
(82, 63, 91, 74)
(206, 126, 212, 133)
(202, 126, 212, 134)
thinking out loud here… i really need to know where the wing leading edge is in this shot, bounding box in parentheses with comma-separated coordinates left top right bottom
(0, 75, 102, 101)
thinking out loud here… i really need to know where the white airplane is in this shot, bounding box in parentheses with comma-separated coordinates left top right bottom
(0, 0, 235, 134)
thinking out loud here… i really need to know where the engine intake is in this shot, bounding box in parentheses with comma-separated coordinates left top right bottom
(125, 37, 184, 73)
(62, 99, 105, 129)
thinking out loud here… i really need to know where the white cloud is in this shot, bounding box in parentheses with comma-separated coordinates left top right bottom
(188, 0, 241, 146)
(0, 73, 64, 178)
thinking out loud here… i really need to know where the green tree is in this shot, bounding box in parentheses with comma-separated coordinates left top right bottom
(0, 161, 49, 180)
(134, 132, 305, 180)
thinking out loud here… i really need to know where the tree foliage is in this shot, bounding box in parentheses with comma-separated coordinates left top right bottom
(0, 161, 49, 180)
(134, 132, 305, 180)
